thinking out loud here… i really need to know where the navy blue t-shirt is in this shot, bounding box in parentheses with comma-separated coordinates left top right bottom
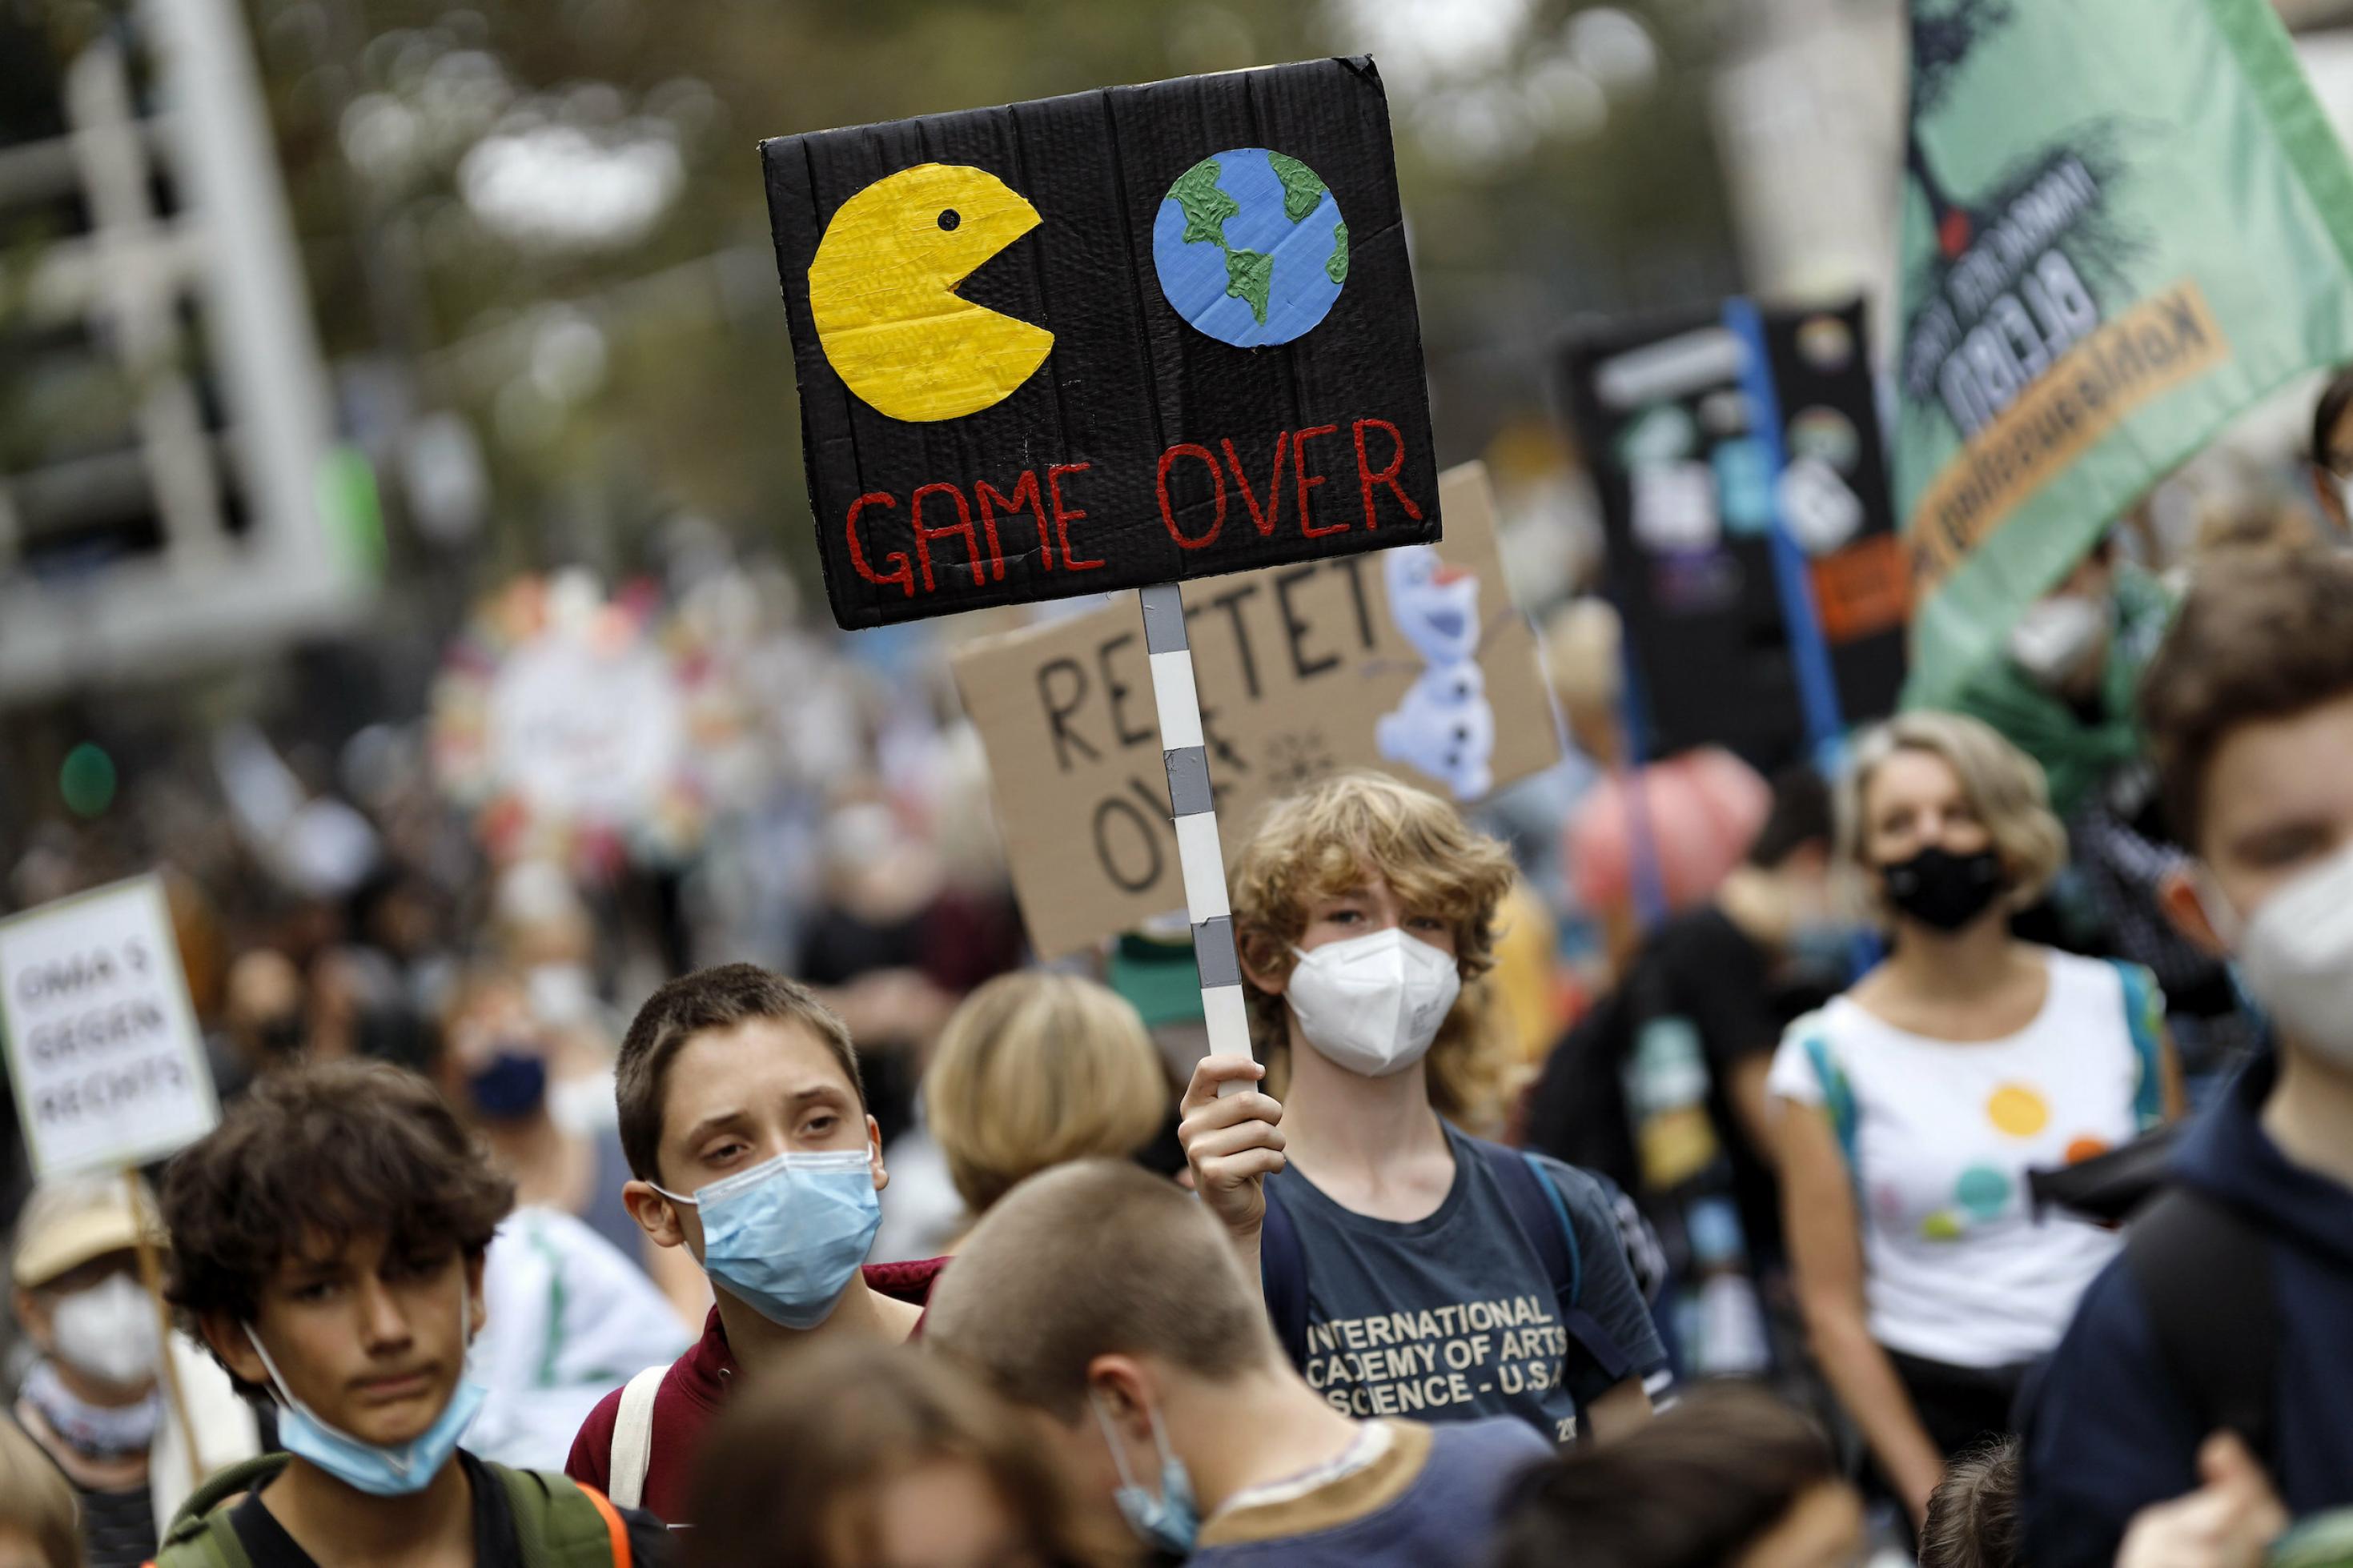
(1267, 1123, 1665, 1443)
(1191, 1416, 1551, 1567)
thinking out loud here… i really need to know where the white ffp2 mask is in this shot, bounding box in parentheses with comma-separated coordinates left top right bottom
(50, 1273, 161, 1389)
(2227, 844, 2353, 1065)
(2008, 593, 2110, 688)
(1284, 927, 1462, 1077)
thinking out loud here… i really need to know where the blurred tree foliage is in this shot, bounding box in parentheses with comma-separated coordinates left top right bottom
(237, 0, 1741, 596)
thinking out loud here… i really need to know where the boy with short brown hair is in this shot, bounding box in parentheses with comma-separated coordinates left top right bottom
(927, 1159, 1552, 1566)
(564, 962, 943, 1522)
(2018, 550, 2353, 1564)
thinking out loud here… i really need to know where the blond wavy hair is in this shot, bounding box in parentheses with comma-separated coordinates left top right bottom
(1836, 710, 2069, 926)
(922, 971, 1170, 1215)
(1231, 772, 1520, 1132)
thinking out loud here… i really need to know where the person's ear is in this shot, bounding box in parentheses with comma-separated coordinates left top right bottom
(201, 1311, 269, 1391)
(624, 1180, 690, 1252)
(1083, 1354, 1157, 1443)
(2314, 461, 2351, 533)
(464, 1253, 488, 1339)
(2159, 864, 2231, 956)
(13, 1287, 52, 1348)
(868, 1115, 889, 1193)
(1239, 935, 1292, 999)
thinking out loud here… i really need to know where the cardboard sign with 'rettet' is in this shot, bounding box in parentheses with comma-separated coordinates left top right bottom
(761, 58, 1441, 630)
(954, 463, 1556, 960)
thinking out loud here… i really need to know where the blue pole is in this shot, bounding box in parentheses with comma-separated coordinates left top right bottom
(1724, 297, 1845, 771)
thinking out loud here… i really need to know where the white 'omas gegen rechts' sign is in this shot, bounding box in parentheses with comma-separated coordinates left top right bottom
(0, 875, 218, 1177)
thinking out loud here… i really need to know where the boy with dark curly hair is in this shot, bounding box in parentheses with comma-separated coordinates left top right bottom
(155, 1059, 666, 1566)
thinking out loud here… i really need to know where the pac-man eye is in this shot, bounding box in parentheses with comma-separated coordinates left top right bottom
(938, 209, 961, 231)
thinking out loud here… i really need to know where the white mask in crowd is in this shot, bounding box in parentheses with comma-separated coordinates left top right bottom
(2214, 843, 2353, 1065)
(50, 1273, 162, 1389)
(2008, 592, 2111, 688)
(1283, 927, 1462, 1077)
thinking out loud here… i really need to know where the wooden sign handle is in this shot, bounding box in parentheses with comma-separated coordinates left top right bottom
(126, 1169, 205, 1491)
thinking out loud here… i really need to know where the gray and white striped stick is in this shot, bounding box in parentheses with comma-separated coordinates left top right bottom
(1138, 583, 1255, 1090)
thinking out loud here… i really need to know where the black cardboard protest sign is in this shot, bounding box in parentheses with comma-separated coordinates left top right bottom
(761, 58, 1441, 630)
(1559, 298, 1905, 772)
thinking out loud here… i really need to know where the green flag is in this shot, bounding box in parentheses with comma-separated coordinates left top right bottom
(1895, 0, 2353, 708)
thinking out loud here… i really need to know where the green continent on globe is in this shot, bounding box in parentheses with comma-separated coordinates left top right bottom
(1169, 159, 1239, 249)
(1265, 152, 1327, 223)
(1327, 222, 1349, 284)
(1226, 247, 1274, 323)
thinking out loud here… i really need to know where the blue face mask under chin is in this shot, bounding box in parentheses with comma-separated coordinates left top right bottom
(1090, 1392, 1199, 1557)
(244, 1271, 486, 1498)
(653, 1149, 881, 1329)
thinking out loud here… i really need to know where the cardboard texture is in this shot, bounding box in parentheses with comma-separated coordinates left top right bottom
(761, 58, 1441, 630)
(1559, 299, 1905, 772)
(954, 463, 1554, 960)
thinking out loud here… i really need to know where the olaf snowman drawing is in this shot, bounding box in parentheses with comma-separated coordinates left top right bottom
(1376, 545, 1495, 800)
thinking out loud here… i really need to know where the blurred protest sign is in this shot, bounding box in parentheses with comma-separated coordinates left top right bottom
(432, 571, 733, 875)
(1562, 298, 1905, 772)
(954, 463, 1553, 959)
(0, 875, 217, 1178)
(1895, 0, 2353, 705)
(761, 58, 1440, 631)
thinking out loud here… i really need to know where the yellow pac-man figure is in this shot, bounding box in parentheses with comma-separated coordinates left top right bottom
(808, 163, 1054, 423)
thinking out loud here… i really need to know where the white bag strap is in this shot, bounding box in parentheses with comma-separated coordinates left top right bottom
(607, 1365, 669, 1510)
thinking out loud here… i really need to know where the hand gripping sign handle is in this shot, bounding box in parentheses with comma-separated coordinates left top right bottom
(1138, 585, 1255, 1099)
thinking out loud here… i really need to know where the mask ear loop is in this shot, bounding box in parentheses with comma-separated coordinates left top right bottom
(1089, 1390, 1150, 1494)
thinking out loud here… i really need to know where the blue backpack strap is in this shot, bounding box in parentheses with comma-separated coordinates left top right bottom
(1482, 1141, 1635, 1388)
(1255, 1176, 1311, 1372)
(1797, 1021, 1858, 1173)
(2109, 959, 2168, 1129)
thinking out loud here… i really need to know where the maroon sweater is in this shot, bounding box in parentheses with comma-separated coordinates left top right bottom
(564, 1258, 947, 1523)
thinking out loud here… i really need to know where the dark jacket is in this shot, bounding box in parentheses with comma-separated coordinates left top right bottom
(2018, 1050, 2353, 1566)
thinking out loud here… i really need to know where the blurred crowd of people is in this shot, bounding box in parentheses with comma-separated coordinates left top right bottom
(7, 372, 2353, 1568)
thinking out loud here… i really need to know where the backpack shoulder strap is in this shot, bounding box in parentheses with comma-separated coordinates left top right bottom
(2124, 1187, 2279, 1461)
(1483, 1141, 1635, 1390)
(1256, 1177, 1311, 1372)
(1481, 1141, 1576, 1301)
(604, 1364, 668, 1511)
(148, 1454, 286, 1568)
(1794, 1019, 1859, 1173)
(2106, 959, 2168, 1129)
(492, 1465, 632, 1568)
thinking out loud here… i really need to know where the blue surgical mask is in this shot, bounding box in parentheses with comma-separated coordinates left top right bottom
(1090, 1392, 1199, 1557)
(654, 1149, 881, 1329)
(244, 1271, 485, 1498)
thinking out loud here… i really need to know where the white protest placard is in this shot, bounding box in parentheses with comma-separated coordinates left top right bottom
(0, 875, 219, 1177)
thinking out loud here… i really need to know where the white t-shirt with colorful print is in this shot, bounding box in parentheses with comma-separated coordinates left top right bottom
(1767, 948, 2166, 1369)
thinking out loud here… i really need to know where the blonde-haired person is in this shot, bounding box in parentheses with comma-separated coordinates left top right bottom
(1179, 773, 1664, 1446)
(0, 1418, 82, 1568)
(925, 972, 1170, 1224)
(1769, 711, 2181, 1529)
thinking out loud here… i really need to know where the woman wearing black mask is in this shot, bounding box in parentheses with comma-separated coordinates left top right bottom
(1765, 712, 2182, 1531)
